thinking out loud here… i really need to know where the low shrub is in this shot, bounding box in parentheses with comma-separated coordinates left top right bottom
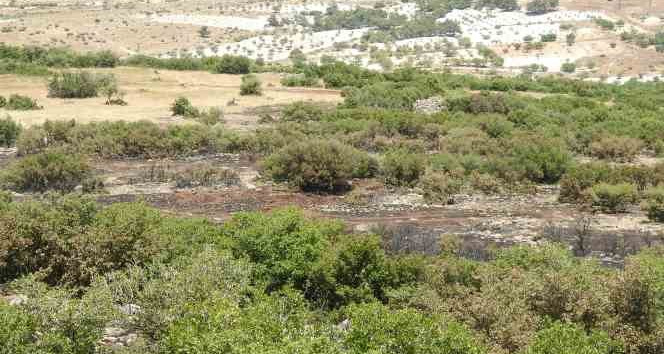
(641, 186, 664, 222)
(47, 72, 112, 99)
(561, 62, 576, 73)
(240, 74, 262, 95)
(418, 171, 462, 204)
(175, 166, 240, 188)
(262, 139, 376, 192)
(170, 97, 200, 117)
(281, 101, 324, 122)
(281, 74, 319, 87)
(559, 163, 612, 203)
(6, 94, 41, 110)
(0, 95, 5, 107)
(0, 150, 90, 193)
(590, 135, 642, 162)
(197, 107, 224, 126)
(381, 149, 426, 187)
(589, 183, 638, 213)
(0, 116, 21, 147)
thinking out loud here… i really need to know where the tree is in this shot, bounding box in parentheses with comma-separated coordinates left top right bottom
(198, 26, 210, 38)
(566, 32, 576, 46)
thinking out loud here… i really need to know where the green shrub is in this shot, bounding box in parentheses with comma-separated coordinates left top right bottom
(0, 302, 37, 354)
(0, 95, 6, 107)
(6, 94, 41, 110)
(262, 140, 376, 192)
(281, 74, 319, 87)
(525, 322, 621, 354)
(418, 171, 463, 203)
(513, 139, 571, 183)
(225, 208, 342, 289)
(240, 74, 262, 95)
(561, 62, 576, 73)
(590, 135, 642, 162)
(343, 302, 486, 354)
(281, 101, 324, 122)
(170, 97, 200, 117)
(381, 149, 426, 187)
(590, 183, 638, 213)
(642, 186, 664, 222)
(197, 107, 224, 125)
(0, 116, 21, 147)
(47, 72, 110, 98)
(213, 55, 252, 74)
(0, 150, 90, 193)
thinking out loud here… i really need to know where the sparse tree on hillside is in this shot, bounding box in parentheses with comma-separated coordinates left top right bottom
(566, 32, 576, 46)
(198, 26, 210, 39)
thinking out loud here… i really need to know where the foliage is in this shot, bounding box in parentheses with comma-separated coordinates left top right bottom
(381, 149, 426, 187)
(47, 72, 113, 99)
(590, 183, 638, 213)
(240, 74, 262, 95)
(561, 62, 577, 73)
(590, 135, 642, 162)
(262, 139, 376, 192)
(0, 151, 90, 193)
(525, 322, 622, 354)
(0, 116, 21, 147)
(642, 186, 664, 222)
(343, 302, 486, 354)
(281, 101, 325, 122)
(170, 97, 199, 117)
(5, 94, 41, 110)
(212, 55, 252, 74)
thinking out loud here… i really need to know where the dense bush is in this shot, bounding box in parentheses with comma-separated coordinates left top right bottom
(561, 62, 576, 73)
(0, 44, 117, 76)
(0, 116, 21, 147)
(5, 94, 41, 110)
(281, 101, 325, 122)
(418, 170, 463, 203)
(512, 139, 571, 183)
(281, 74, 319, 87)
(0, 151, 90, 193)
(213, 55, 252, 74)
(170, 97, 199, 117)
(0, 95, 5, 107)
(590, 135, 642, 162)
(16, 120, 233, 158)
(240, 74, 262, 95)
(642, 186, 664, 222)
(262, 140, 376, 192)
(590, 183, 638, 213)
(381, 149, 426, 187)
(47, 72, 112, 99)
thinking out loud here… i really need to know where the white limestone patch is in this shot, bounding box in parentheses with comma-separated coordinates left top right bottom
(182, 28, 368, 61)
(143, 14, 269, 31)
(440, 9, 613, 45)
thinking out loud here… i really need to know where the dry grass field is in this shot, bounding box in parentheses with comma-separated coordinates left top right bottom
(0, 68, 342, 129)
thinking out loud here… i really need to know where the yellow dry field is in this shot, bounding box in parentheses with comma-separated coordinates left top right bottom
(0, 67, 342, 130)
